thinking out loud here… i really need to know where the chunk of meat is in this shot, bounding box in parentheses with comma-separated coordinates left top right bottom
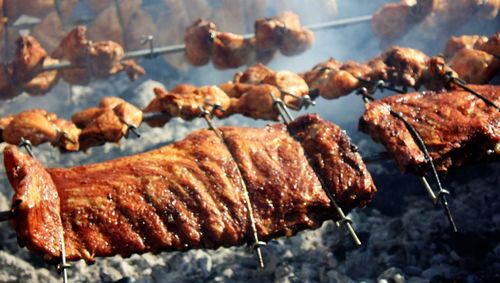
(148, 86, 231, 121)
(443, 35, 489, 58)
(275, 11, 314, 56)
(382, 46, 429, 88)
(3, 114, 375, 262)
(475, 33, 500, 57)
(212, 32, 256, 69)
(359, 85, 500, 174)
(1, 109, 80, 151)
(72, 97, 143, 150)
(12, 36, 59, 95)
(448, 48, 499, 84)
(184, 19, 217, 66)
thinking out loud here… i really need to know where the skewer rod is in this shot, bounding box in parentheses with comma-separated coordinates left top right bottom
(41, 15, 372, 72)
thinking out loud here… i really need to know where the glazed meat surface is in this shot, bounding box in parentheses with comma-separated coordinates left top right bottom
(448, 48, 499, 84)
(359, 85, 500, 174)
(4, 115, 375, 262)
(184, 19, 217, 66)
(72, 97, 143, 150)
(382, 46, 429, 89)
(1, 109, 80, 151)
(212, 32, 255, 69)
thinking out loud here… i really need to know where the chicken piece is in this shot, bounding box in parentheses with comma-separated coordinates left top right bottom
(233, 63, 274, 84)
(211, 32, 256, 69)
(320, 69, 361, 99)
(254, 16, 286, 54)
(300, 58, 341, 95)
(73, 97, 143, 150)
(443, 35, 489, 58)
(170, 84, 199, 94)
(448, 48, 499, 84)
(476, 33, 500, 57)
(21, 56, 60, 96)
(226, 84, 282, 121)
(371, 3, 412, 40)
(0, 65, 19, 100)
(148, 86, 230, 120)
(12, 36, 59, 95)
(477, 0, 500, 19)
(52, 26, 143, 84)
(365, 57, 392, 82)
(262, 71, 310, 107)
(421, 56, 458, 90)
(121, 60, 146, 81)
(218, 82, 254, 98)
(184, 19, 217, 66)
(275, 11, 314, 56)
(88, 41, 125, 79)
(382, 46, 429, 88)
(52, 26, 92, 85)
(1, 109, 80, 151)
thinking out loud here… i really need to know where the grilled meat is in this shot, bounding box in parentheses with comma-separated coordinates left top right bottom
(359, 85, 500, 174)
(146, 86, 230, 121)
(212, 32, 255, 69)
(3, 114, 375, 262)
(72, 97, 143, 150)
(52, 26, 143, 85)
(184, 19, 217, 66)
(476, 33, 500, 57)
(12, 36, 59, 95)
(371, 3, 412, 40)
(1, 109, 80, 151)
(448, 48, 499, 84)
(443, 34, 489, 59)
(277, 12, 314, 56)
(382, 46, 429, 88)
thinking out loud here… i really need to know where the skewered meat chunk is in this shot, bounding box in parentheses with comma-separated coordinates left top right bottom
(72, 97, 143, 150)
(382, 46, 429, 88)
(1, 109, 80, 151)
(277, 12, 314, 56)
(184, 19, 217, 66)
(12, 36, 59, 96)
(448, 48, 499, 84)
(225, 84, 282, 121)
(212, 32, 255, 69)
(421, 56, 457, 91)
(3, 114, 375, 262)
(52, 26, 144, 85)
(254, 11, 314, 59)
(475, 33, 500, 57)
(359, 85, 500, 174)
(234, 63, 275, 84)
(146, 86, 231, 121)
(443, 35, 488, 58)
(300, 58, 341, 94)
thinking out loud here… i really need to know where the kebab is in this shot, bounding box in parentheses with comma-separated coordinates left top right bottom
(1, 114, 376, 264)
(0, 28, 145, 100)
(1, 35, 498, 152)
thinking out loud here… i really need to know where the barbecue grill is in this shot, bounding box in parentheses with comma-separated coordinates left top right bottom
(0, 0, 498, 282)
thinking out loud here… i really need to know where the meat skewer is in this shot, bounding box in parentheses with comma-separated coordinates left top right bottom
(41, 14, 373, 72)
(1, 114, 376, 263)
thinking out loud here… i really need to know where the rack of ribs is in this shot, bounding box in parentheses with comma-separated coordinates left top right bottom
(359, 84, 500, 174)
(3, 114, 376, 263)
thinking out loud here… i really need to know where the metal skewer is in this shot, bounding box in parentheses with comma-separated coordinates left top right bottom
(0, 210, 12, 222)
(268, 91, 362, 246)
(40, 15, 372, 72)
(56, 230, 71, 283)
(198, 104, 266, 268)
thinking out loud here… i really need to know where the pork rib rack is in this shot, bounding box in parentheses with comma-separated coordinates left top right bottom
(4, 114, 376, 263)
(359, 85, 500, 174)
